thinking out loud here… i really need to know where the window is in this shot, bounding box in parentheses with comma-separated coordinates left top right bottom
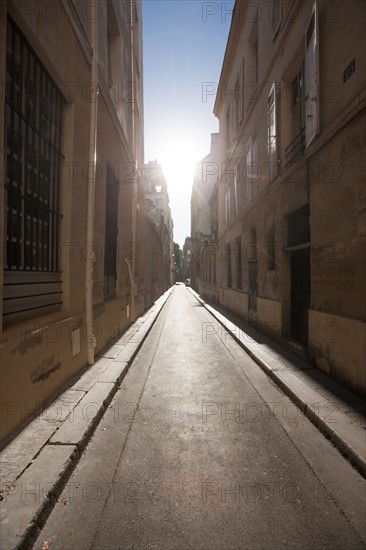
(226, 107, 230, 152)
(104, 165, 119, 299)
(152, 251, 157, 281)
(267, 83, 279, 181)
(155, 198, 163, 210)
(272, 1, 282, 36)
(225, 184, 231, 227)
(236, 237, 242, 290)
(229, 98, 236, 144)
(5, 18, 63, 272)
(234, 162, 241, 218)
(248, 17, 258, 93)
(3, 18, 64, 322)
(226, 243, 232, 288)
(304, 2, 319, 146)
(107, 1, 121, 88)
(246, 131, 258, 203)
(225, 171, 238, 228)
(234, 78, 240, 129)
(254, 40, 258, 84)
(285, 69, 305, 166)
(267, 223, 276, 271)
(239, 59, 244, 123)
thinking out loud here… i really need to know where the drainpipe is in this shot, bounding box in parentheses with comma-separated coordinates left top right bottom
(126, 0, 137, 323)
(125, 258, 135, 322)
(85, 1, 98, 365)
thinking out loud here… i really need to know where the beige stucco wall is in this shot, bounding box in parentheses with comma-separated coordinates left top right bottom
(308, 310, 366, 397)
(0, 0, 163, 445)
(256, 297, 283, 340)
(218, 288, 248, 320)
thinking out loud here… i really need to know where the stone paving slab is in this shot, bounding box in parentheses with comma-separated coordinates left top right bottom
(71, 357, 112, 392)
(96, 361, 128, 385)
(190, 288, 366, 477)
(101, 344, 125, 359)
(0, 444, 78, 550)
(49, 382, 116, 449)
(0, 389, 85, 495)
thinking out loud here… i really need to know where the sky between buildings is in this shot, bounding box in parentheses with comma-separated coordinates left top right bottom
(142, 0, 235, 247)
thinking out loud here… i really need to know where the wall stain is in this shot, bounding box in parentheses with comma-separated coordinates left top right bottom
(30, 357, 61, 383)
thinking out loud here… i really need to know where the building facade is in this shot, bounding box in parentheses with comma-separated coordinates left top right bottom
(143, 160, 175, 289)
(182, 237, 191, 282)
(0, 0, 169, 445)
(197, 0, 365, 397)
(191, 133, 220, 296)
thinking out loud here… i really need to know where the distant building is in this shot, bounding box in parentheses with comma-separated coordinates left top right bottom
(191, 133, 220, 295)
(182, 237, 192, 282)
(143, 161, 175, 289)
(0, 0, 169, 445)
(196, 0, 366, 397)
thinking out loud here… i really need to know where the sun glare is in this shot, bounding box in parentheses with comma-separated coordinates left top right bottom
(152, 134, 211, 244)
(159, 139, 199, 190)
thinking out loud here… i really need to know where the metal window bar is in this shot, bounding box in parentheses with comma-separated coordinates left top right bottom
(104, 165, 119, 299)
(285, 127, 306, 167)
(5, 17, 64, 272)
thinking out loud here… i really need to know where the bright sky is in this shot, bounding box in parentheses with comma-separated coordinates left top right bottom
(142, 0, 234, 247)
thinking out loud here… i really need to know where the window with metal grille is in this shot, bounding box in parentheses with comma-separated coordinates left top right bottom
(3, 18, 64, 323)
(254, 39, 258, 84)
(236, 237, 242, 290)
(5, 17, 63, 272)
(267, 83, 279, 181)
(267, 223, 276, 271)
(226, 243, 232, 288)
(272, 1, 282, 35)
(246, 130, 258, 203)
(104, 165, 119, 299)
(285, 69, 305, 166)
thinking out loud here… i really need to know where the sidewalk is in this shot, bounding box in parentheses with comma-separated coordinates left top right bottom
(0, 287, 174, 550)
(1, 285, 365, 550)
(189, 288, 366, 478)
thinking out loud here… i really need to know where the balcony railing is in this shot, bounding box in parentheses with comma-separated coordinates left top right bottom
(285, 127, 306, 167)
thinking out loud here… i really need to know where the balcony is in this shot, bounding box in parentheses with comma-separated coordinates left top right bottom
(285, 127, 306, 167)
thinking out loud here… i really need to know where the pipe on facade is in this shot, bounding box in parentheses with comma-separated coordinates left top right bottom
(129, 0, 137, 324)
(85, 0, 98, 365)
(125, 258, 136, 323)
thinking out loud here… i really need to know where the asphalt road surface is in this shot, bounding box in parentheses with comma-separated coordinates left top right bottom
(33, 285, 365, 550)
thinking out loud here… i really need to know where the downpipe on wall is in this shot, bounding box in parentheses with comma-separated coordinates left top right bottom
(85, 1, 98, 365)
(129, 0, 137, 324)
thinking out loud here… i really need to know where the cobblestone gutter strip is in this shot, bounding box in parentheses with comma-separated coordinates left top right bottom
(189, 288, 366, 478)
(0, 287, 175, 550)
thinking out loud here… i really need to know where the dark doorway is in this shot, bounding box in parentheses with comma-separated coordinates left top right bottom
(290, 248, 310, 344)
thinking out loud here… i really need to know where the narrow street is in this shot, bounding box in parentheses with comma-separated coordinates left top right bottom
(33, 286, 365, 550)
